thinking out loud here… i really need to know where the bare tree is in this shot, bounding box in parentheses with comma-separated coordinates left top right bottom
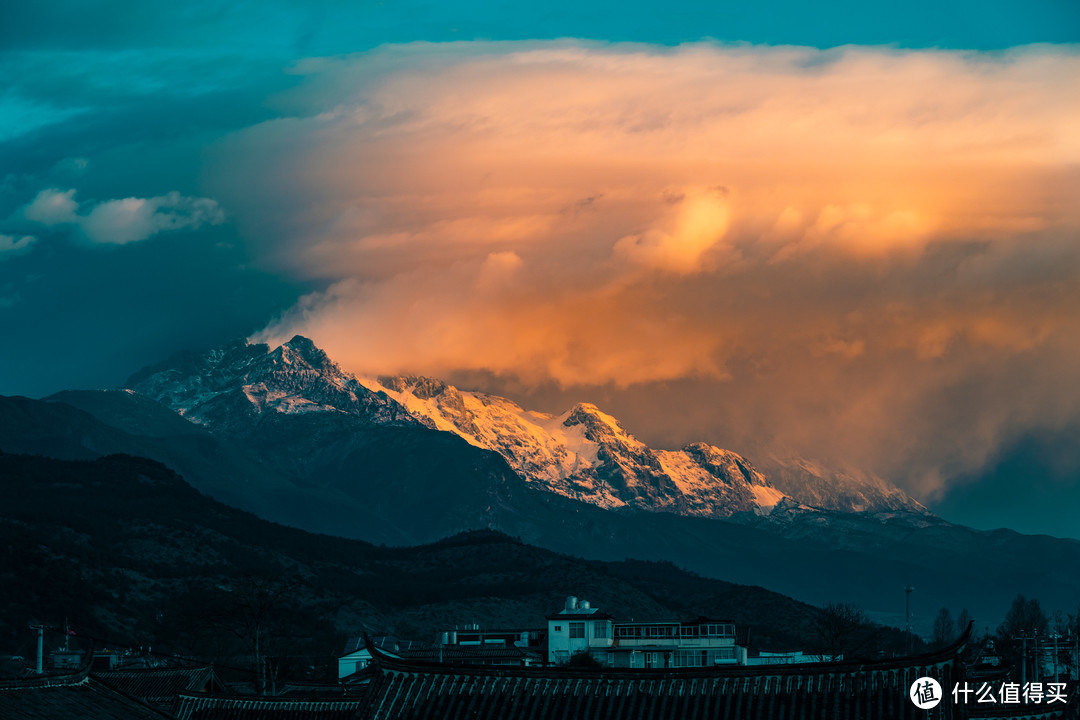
(996, 594, 1050, 682)
(209, 575, 299, 695)
(814, 603, 869, 661)
(932, 607, 956, 648)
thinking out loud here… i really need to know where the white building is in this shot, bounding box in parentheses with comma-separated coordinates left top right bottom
(546, 596, 748, 668)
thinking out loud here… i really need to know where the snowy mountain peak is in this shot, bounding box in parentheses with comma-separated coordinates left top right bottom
(365, 375, 787, 518)
(129, 337, 926, 519)
(564, 402, 642, 448)
(682, 442, 769, 488)
(273, 334, 333, 371)
(127, 337, 418, 432)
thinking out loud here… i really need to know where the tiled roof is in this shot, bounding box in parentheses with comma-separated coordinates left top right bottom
(398, 647, 540, 663)
(95, 665, 220, 704)
(342, 636, 426, 656)
(354, 629, 981, 720)
(175, 694, 366, 720)
(0, 667, 176, 720)
(968, 702, 1078, 720)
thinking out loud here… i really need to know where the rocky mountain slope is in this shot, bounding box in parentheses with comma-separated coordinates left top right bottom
(10, 335, 1076, 630)
(742, 450, 927, 515)
(127, 336, 418, 435)
(127, 335, 918, 519)
(371, 375, 785, 518)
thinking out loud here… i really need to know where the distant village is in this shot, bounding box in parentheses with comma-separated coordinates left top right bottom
(3, 595, 1077, 719)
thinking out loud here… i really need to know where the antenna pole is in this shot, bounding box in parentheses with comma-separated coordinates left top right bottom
(904, 586, 915, 655)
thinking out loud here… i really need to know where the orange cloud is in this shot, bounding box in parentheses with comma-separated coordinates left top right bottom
(213, 41, 1080, 499)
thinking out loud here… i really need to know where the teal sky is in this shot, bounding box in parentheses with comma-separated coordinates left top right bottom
(2, 0, 1078, 53)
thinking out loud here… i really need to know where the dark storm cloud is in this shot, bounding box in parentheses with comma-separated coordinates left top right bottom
(0, 225, 303, 397)
(0, 8, 311, 397)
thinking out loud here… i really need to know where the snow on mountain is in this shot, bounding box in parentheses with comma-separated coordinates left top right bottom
(368, 375, 786, 518)
(127, 335, 419, 434)
(127, 335, 926, 519)
(747, 451, 929, 516)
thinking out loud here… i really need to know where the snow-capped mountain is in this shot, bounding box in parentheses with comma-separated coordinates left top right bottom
(127, 335, 419, 435)
(128, 335, 925, 520)
(753, 454, 927, 515)
(369, 375, 786, 518)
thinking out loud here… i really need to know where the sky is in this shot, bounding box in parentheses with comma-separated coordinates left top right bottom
(1, 1, 1078, 537)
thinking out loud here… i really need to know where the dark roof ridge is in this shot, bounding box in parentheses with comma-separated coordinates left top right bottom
(175, 691, 360, 701)
(93, 665, 210, 674)
(0, 664, 91, 690)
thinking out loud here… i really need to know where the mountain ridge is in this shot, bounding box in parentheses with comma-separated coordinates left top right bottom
(8, 335, 1076, 631)
(127, 334, 923, 519)
(6, 388, 1079, 632)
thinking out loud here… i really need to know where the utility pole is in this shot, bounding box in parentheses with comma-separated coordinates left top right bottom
(30, 624, 45, 674)
(1021, 635, 1027, 687)
(1014, 633, 1037, 686)
(1051, 633, 1060, 683)
(904, 586, 915, 655)
(1034, 634, 1041, 683)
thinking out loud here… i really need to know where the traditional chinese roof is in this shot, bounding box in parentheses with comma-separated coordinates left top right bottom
(174, 693, 367, 720)
(398, 647, 540, 664)
(0, 666, 176, 720)
(355, 628, 977, 720)
(94, 665, 222, 706)
(969, 701, 1078, 719)
(342, 636, 427, 656)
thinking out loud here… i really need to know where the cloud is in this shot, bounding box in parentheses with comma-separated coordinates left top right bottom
(81, 192, 225, 244)
(614, 188, 733, 274)
(0, 234, 38, 257)
(22, 188, 225, 244)
(210, 41, 1080, 498)
(24, 188, 79, 224)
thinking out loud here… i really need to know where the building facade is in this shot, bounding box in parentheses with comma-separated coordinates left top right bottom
(546, 596, 748, 668)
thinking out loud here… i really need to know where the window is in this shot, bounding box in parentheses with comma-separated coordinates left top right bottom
(570, 622, 585, 639)
(702, 623, 734, 637)
(593, 623, 608, 639)
(553, 625, 562, 632)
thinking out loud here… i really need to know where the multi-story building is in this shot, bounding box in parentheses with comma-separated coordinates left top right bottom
(546, 596, 748, 668)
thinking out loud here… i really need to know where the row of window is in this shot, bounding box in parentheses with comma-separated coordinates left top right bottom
(602, 647, 738, 668)
(683, 624, 736, 638)
(613, 623, 735, 639)
(564, 622, 609, 639)
(616, 625, 677, 639)
(556, 622, 733, 640)
(673, 648, 737, 666)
